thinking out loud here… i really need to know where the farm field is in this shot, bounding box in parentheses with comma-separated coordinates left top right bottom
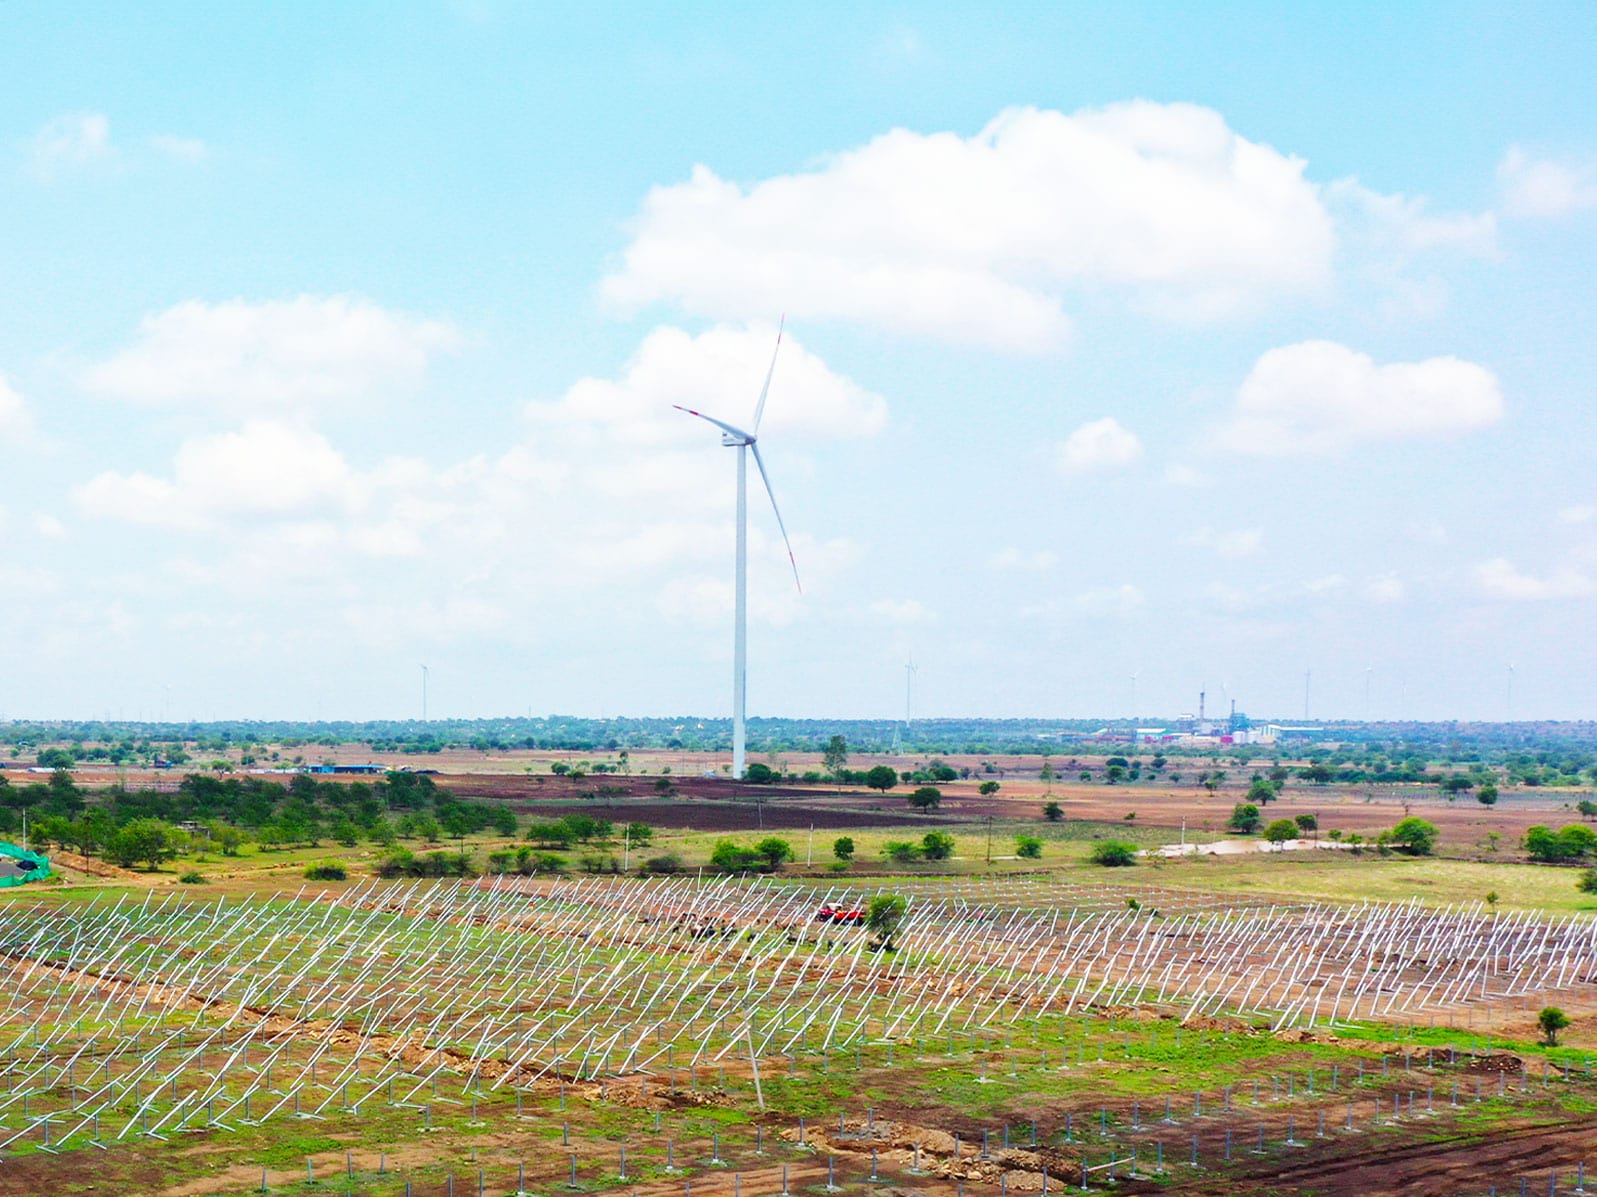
(4, 865, 1597, 1195)
(5, 750, 1597, 1195)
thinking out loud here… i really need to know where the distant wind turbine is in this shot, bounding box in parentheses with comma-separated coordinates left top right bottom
(675, 321, 801, 781)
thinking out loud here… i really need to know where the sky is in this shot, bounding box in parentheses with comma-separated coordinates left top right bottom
(2, 2, 1595, 724)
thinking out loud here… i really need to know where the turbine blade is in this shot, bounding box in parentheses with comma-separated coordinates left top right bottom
(750, 316, 785, 434)
(750, 442, 801, 594)
(673, 405, 752, 442)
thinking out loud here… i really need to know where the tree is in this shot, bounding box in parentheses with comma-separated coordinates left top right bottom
(1294, 813, 1318, 838)
(881, 840, 921, 863)
(920, 831, 955, 860)
(1089, 840, 1138, 867)
(626, 822, 654, 847)
(1263, 819, 1298, 850)
(1577, 868, 1597, 894)
(1525, 824, 1597, 862)
(908, 786, 942, 811)
(709, 839, 764, 873)
(1441, 775, 1475, 797)
(1578, 799, 1597, 821)
(754, 837, 794, 869)
(1245, 779, 1278, 806)
(832, 836, 855, 861)
(1015, 835, 1043, 859)
(743, 762, 777, 784)
(1298, 763, 1334, 785)
(822, 735, 849, 777)
(978, 780, 1000, 796)
(1042, 801, 1063, 821)
(1227, 803, 1262, 834)
(865, 765, 898, 793)
(1388, 817, 1439, 856)
(105, 818, 178, 871)
(1477, 783, 1499, 806)
(1538, 1006, 1571, 1046)
(865, 894, 907, 951)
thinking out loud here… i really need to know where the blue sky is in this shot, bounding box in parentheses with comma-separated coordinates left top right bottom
(2, 2, 1595, 723)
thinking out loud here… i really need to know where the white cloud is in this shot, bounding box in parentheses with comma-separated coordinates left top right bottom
(528, 323, 886, 449)
(1056, 417, 1143, 475)
(32, 513, 67, 539)
(0, 375, 33, 440)
(149, 134, 207, 162)
(73, 325, 883, 651)
(1559, 505, 1596, 526)
(83, 295, 460, 414)
(1216, 340, 1503, 455)
(1328, 178, 1497, 258)
(603, 102, 1335, 351)
(989, 547, 1058, 571)
(1476, 557, 1596, 601)
(1497, 147, 1597, 219)
(1187, 526, 1264, 559)
(30, 113, 110, 179)
(75, 420, 358, 530)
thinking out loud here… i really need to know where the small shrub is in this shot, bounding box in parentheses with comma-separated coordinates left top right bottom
(179, 870, 208, 884)
(640, 853, 682, 875)
(832, 836, 855, 861)
(304, 862, 347, 881)
(1577, 868, 1597, 895)
(1089, 840, 1138, 867)
(1538, 1006, 1571, 1046)
(1015, 835, 1043, 859)
(881, 840, 922, 864)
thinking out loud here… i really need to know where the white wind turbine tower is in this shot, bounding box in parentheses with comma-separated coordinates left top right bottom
(675, 322, 801, 781)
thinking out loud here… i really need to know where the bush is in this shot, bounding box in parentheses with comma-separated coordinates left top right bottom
(709, 839, 776, 873)
(832, 836, 855, 861)
(881, 840, 922, 864)
(179, 871, 208, 884)
(640, 853, 683, 875)
(1388, 817, 1439, 856)
(304, 862, 348, 881)
(978, 781, 1000, 796)
(1015, 835, 1043, 859)
(920, 831, 955, 860)
(1577, 867, 1597, 894)
(1525, 824, 1597, 862)
(1042, 801, 1063, 821)
(743, 762, 778, 784)
(1089, 840, 1138, 867)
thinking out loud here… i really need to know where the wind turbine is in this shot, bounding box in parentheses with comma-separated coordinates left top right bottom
(675, 322, 801, 781)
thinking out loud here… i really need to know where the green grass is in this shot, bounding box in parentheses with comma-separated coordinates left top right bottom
(1141, 851, 1597, 914)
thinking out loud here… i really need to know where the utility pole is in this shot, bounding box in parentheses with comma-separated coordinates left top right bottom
(985, 815, 994, 865)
